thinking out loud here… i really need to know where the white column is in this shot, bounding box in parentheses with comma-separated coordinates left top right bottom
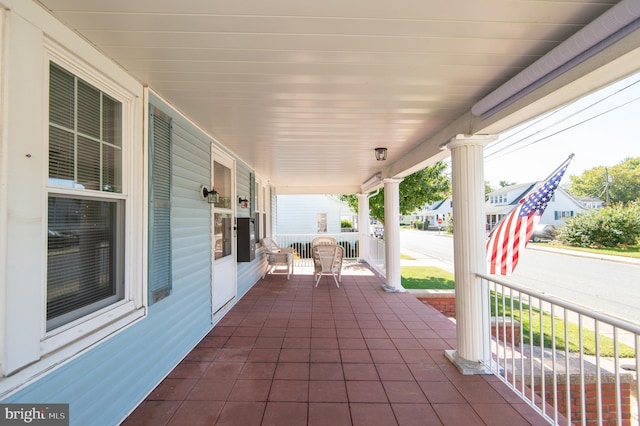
(382, 178, 404, 292)
(445, 134, 496, 374)
(357, 193, 370, 263)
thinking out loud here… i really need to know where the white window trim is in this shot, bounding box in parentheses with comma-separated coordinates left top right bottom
(0, 12, 145, 397)
(41, 41, 145, 350)
(254, 175, 267, 244)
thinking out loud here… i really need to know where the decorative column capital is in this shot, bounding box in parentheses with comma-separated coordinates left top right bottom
(382, 177, 403, 185)
(446, 134, 497, 150)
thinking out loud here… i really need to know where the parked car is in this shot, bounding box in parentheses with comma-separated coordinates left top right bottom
(530, 224, 557, 242)
(371, 224, 384, 238)
(48, 229, 80, 249)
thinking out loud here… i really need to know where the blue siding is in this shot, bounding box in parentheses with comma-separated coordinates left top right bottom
(4, 93, 214, 425)
(4, 91, 271, 425)
(236, 161, 252, 219)
(237, 251, 265, 298)
(235, 161, 265, 297)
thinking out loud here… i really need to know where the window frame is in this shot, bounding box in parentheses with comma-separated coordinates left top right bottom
(317, 213, 328, 233)
(253, 176, 268, 245)
(40, 42, 144, 355)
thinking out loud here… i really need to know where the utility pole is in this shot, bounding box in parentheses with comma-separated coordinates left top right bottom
(604, 167, 612, 205)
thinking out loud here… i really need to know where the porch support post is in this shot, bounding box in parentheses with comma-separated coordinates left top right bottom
(382, 178, 405, 293)
(445, 134, 496, 374)
(357, 193, 370, 263)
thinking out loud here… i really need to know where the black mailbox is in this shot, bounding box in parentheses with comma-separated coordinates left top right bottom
(237, 217, 255, 262)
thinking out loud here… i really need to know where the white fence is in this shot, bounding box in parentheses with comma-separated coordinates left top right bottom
(274, 233, 360, 259)
(478, 273, 639, 425)
(274, 234, 387, 277)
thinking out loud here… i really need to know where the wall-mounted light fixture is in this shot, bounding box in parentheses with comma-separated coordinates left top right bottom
(200, 185, 218, 204)
(374, 147, 387, 161)
(238, 196, 249, 208)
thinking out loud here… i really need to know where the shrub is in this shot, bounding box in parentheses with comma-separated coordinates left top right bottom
(557, 202, 640, 248)
(443, 216, 454, 234)
(340, 219, 353, 229)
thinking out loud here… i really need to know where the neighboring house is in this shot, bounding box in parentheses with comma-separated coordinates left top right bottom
(411, 198, 454, 229)
(276, 194, 357, 234)
(575, 196, 605, 209)
(486, 183, 590, 229)
(373, 199, 451, 230)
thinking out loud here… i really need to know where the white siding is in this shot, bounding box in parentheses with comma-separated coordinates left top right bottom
(277, 195, 351, 234)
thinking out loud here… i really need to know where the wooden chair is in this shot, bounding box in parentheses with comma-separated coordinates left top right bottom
(262, 237, 294, 280)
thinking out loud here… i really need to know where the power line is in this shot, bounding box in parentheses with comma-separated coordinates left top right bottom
(484, 107, 566, 154)
(487, 94, 640, 161)
(485, 78, 640, 160)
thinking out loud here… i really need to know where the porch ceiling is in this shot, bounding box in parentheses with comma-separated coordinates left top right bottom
(35, 0, 640, 193)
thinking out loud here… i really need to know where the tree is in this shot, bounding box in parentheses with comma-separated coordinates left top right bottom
(339, 161, 450, 221)
(568, 157, 640, 204)
(484, 181, 494, 200)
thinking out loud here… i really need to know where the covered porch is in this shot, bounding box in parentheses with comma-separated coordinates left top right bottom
(2, 1, 639, 425)
(124, 264, 549, 425)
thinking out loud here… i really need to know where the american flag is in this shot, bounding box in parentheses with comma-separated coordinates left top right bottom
(486, 155, 573, 275)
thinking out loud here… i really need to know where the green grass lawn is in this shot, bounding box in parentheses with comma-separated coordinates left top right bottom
(492, 293, 635, 357)
(401, 266, 454, 290)
(401, 265, 635, 357)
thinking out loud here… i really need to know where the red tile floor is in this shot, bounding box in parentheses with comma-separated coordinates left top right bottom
(123, 263, 549, 425)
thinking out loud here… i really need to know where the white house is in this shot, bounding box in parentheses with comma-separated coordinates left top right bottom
(576, 196, 606, 209)
(276, 195, 357, 235)
(411, 198, 454, 229)
(486, 183, 591, 229)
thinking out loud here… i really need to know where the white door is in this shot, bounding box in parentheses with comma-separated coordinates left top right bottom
(211, 148, 236, 315)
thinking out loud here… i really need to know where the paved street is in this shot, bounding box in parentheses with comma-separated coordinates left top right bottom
(400, 229, 640, 326)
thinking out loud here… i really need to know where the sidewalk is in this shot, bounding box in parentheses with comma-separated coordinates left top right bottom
(528, 243, 640, 266)
(400, 248, 454, 273)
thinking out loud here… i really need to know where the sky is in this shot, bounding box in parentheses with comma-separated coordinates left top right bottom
(482, 71, 640, 188)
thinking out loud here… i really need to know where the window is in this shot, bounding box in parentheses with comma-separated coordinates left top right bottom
(253, 177, 268, 244)
(47, 62, 125, 330)
(317, 213, 327, 233)
(213, 161, 233, 259)
(49, 63, 122, 192)
(555, 210, 574, 219)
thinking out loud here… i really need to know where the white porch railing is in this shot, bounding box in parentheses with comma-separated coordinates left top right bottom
(368, 236, 385, 275)
(274, 234, 387, 276)
(478, 273, 639, 426)
(274, 233, 360, 259)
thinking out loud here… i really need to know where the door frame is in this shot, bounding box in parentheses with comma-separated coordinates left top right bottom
(210, 145, 237, 318)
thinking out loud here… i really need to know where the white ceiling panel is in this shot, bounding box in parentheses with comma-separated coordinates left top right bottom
(35, 0, 638, 193)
